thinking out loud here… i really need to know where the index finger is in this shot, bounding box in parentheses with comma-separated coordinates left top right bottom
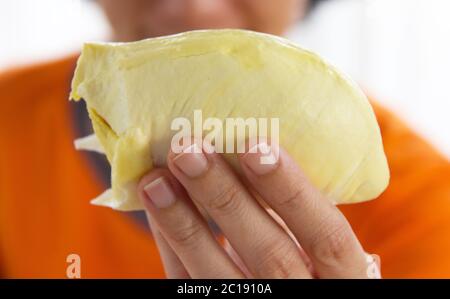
(238, 141, 372, 278)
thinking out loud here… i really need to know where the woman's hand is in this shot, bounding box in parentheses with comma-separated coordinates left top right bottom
(137, 139, 381, 278)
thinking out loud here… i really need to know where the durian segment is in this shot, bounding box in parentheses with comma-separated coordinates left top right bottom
(90, 188, 113, 207)
(70, 29, 390, 211)
(74, 134, 104, 154)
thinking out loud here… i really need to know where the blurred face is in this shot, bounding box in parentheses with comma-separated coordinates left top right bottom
(98, 0, 309, 41)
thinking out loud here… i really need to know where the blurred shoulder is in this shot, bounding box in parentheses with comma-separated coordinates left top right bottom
(371, 101, 449, 169)
(0, 54, 79, 112)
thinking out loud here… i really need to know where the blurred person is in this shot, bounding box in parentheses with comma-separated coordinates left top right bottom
(0, 0, 449, 278)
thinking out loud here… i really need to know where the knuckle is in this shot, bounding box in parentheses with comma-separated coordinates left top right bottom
(278, 181, 318, 212)
(170, 218, 204, 249)
(206, 184, 242, 214)
(253, 238, 301, 278)
(278, 185, 306, 210)
(309, 216, 354, 266)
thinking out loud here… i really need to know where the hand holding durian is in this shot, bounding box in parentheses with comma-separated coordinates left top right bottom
(71, 29, 387, 278)
(135, 137, 381, 278)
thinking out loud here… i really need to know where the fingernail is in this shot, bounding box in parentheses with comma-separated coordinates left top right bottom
(243, 142, 279, 175)
(144, 177, 177, 209)
(173, 143, 208, 178)
(365, 253, 381, 279)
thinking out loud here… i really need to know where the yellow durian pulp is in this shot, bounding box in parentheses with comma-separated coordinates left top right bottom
(70, 29, 389, 211)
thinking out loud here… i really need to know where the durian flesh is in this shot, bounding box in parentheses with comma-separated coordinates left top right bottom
(70, 29, 389, 211)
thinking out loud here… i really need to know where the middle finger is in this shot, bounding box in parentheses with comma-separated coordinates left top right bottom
(167, 141, 311, 278)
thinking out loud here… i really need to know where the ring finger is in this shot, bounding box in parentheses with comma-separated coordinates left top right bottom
(167, 140, 311, 278)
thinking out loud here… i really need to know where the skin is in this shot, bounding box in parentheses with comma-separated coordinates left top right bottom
(97, 0, 307, 40)
(97, 0, 381, 278)
(138, 141, 380, 278)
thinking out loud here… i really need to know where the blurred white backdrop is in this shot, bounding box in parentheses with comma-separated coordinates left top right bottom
(0, 0, 449, 157)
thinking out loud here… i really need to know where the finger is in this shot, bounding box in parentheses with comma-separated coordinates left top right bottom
(138, 168, 243, 278)
(239, 141, 369, 278)
(167, 141, 311, 278)
(266, 208, 316, 275)
(365, 253, 382, 279)
(146, 216, 190, 278)
(223, 239, 253, 278)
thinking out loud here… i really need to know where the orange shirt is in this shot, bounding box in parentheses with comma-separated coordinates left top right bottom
(0, 55, 449, 278)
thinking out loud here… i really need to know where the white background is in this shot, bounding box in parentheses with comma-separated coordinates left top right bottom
(0, 0, 449, 157)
